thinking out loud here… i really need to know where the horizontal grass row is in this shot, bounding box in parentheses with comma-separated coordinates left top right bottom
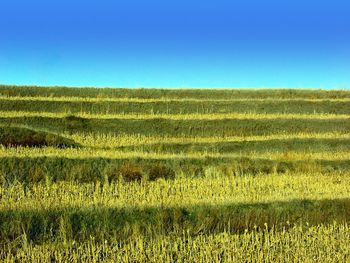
(1, 199, 349, 244)
(3, 126, 348, 151)
(2, 223, 349, 262)
(2, 111, 349, 120)
(111, 137, 350, 154)
(67, 131, 350, 148)
(1, 85, 350, 99)
(1, 97, 350, 114)
(1, 171, 349, 242)
(3, 117, 349, 136)
(4, 95, 350, 102)
(1, 146, 349, 161)
(1, 156, 349, 184)
(3, 172, 349, 211)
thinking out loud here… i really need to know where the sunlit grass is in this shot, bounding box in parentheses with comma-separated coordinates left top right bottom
(1, 110, 350, 120)
(1, 172, 349, 210)
(1, 146, 349, 161)
(66, 131, 350, 148)
(1, 223, 349, 263)
(1, 86, 350, 261)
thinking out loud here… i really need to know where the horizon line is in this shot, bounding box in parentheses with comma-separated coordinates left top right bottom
(1, 83, 349, 91)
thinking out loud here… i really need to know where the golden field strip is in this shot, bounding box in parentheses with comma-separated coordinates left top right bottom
(1, 110, 349, 120)
(1, 223, 349, 262)
(67, 131, 350, 147)
(1, 146, 349, 161)
(2, 173, 349, 210)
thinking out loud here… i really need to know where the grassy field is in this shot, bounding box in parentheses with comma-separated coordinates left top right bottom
(0, 85, 349, 262)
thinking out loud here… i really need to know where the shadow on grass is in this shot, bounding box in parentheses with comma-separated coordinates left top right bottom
(118, 137, 350, 154)
(1, 116, 350, 136)
(0, 126, 80, 148)
(0, 156, 349, 184)
(0, 198, 349, 243)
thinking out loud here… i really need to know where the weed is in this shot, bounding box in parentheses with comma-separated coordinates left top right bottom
(148, 163, 175, 181)
(120, 162, 143, 182)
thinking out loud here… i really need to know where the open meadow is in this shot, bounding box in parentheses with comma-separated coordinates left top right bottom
(0, 85, 349, 262)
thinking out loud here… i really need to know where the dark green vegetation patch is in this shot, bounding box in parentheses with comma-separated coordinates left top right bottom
(0, 126, 79, 148)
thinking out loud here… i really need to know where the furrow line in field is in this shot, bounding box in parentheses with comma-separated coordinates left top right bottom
(0, 147, 349, 161)
(66, 132, 350, 147)
(1, 111, 349, 120)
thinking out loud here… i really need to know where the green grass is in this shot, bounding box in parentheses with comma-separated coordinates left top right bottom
(1, 173, 349, 242)
(2, 116, 350, 137)
(1, 84, 350, 99)
(0, 85, 349, 261)
(0, 127, 79, 148)
(1, 96, 350, 115)
(2, 223, 349, 262)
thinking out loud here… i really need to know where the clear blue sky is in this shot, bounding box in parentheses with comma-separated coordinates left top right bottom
(0, 0, 349, 88)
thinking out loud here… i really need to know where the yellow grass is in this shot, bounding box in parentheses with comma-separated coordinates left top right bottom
(1, 172, 349, 210)
(0, 146, 348, 161)
(66, 131, 350, 148)
(1, 110, 349, 120)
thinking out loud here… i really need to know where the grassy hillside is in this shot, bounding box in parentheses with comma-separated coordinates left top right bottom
(0, 85, 349, 262)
